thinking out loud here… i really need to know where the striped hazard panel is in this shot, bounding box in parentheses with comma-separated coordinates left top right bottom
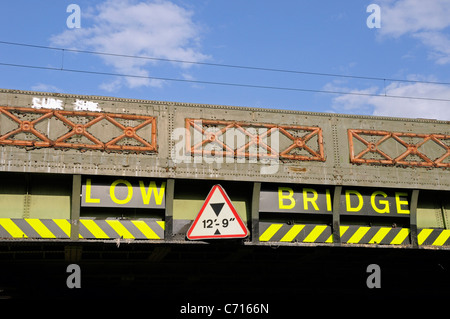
(418, 228, 450, 246)
(0, 218, 72, 239)
(340, 225, 410, 245)
(0, 218, 164, 240)
(79, 219, 164, 240)
(259, 222, 411, 245)
(259, 223, 333, 243)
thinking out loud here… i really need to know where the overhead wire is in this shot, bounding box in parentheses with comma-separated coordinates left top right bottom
(2, 61, 450, 103)
(0, 40, 450, 102)
(2, 40, 450, 86)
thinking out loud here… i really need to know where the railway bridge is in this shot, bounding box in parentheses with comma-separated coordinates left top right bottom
(0, 88, 449, 301)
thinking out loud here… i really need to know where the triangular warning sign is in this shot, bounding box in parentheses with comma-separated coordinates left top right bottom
(187, 184, 249, 240)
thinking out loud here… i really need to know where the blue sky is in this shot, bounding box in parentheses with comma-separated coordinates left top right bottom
(0, 0, 449, 120)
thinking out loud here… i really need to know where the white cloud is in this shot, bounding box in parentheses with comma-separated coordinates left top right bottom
(50, 0, 209, 90)
(323, 82, 378, 114)
(413, 31, 450, 65)
(379, 0, 450, 37)
(329, 81, 450, 121)
(31, 83, 63, 93)
(330, 1, 450, 121)
(379, 0, 450, 64)
(98, 79, 122, 92)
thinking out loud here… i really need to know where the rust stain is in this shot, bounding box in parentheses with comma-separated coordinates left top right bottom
(288, 167, 307, 172)
(348, 129, 450, 168)
(185, 118, 325, 162)
(0, 106, 157, 152)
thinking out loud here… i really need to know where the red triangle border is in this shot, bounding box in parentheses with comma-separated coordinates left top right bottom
(186, 184, 249, 240)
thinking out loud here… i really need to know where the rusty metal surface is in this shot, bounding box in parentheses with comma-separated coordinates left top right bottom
(185, 118, 325, 162)
(0, 106, 157, 152)
(348, 129, 450, 168)
(0, 89, 449, 190)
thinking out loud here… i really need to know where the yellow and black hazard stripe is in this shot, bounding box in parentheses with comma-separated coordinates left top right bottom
(259, 222, 411, 245)
(259, 223, 333, 243)
(0, 218, 72, 239)
(418, 228, 450, 246)
(340, 225, 410, 245)
(79, 219, 164, 240)
(0, 218, 165, 240)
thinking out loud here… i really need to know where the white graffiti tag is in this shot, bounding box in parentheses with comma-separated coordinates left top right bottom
(32, 97, 64, 110)
(73, 99, 102, 112)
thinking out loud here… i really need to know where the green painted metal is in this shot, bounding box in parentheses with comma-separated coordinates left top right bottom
(0, 89, 449, 250)
(0, 88, 448, 191)
(0, 172, 71, 219)
(416, 191, 447, 229)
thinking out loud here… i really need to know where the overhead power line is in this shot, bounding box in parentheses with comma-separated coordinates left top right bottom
(1, 61, 450, 103)
(1, 40, 450, 86)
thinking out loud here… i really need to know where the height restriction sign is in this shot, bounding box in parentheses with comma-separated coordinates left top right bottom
(187, 184, 249, 240)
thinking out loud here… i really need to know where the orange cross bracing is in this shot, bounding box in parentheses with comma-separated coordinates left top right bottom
(0, 106, 157, 152)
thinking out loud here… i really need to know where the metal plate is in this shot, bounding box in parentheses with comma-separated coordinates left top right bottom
(1, 89, 449, 190)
